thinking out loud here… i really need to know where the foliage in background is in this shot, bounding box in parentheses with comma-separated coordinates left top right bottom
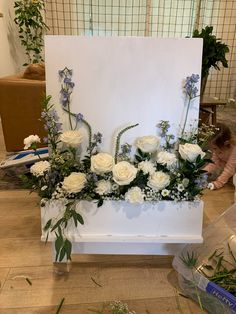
(14, 0, 49, 65)
(192, 26, 229, 79)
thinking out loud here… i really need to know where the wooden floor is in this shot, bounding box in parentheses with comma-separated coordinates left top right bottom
(0, 121, 235, 313)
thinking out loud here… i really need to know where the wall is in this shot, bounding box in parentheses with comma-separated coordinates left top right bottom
(0, 0, 25, 77)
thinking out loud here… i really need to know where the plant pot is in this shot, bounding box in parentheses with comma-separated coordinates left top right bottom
(41, 200, 204, 258)
(200, 74, 209, 101)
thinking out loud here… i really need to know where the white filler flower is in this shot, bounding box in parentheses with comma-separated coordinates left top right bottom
(138, 160, 155, 175)
(62, 172, 87, 194)
(148, 171, 170, 191)
(95, 180, 112, 195)
(30, 160, 50, 177)
(112, 161, 137, 185)
(135, 135, 160, 153)
(179, 143, 205, 163)
(157, 151, 177, 168)
(24, 134, 41, 149)
(125, 187, 145, 204)
(91, 153, 114, 174)
(60, 130, 83, 147)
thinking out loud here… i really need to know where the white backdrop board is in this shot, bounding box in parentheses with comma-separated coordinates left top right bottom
(45, 36, 203, 153)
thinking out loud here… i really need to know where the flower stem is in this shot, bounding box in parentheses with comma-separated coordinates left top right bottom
(181, 98, 191, 138)
(114, 124, 138, 163)
(62, 108, 92, 151)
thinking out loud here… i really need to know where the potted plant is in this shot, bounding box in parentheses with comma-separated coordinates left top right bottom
(14, 0, 49, 66)
(192, 26, 229, 95)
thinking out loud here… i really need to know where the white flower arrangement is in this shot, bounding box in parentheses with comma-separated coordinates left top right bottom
(20, 69, 210, 261)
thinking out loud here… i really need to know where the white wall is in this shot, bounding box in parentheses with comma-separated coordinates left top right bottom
(0, 0, 25, 77)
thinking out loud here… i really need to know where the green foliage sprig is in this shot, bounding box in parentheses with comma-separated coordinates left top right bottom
(44, 201, 84, 262)
(114, 124, 139, 163)
(14, 0, 49, 65)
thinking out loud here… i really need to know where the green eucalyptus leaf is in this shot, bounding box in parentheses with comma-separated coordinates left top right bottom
(76, 213, 84, 225)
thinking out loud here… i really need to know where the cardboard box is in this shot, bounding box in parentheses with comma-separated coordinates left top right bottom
(0, 74, 46, 152)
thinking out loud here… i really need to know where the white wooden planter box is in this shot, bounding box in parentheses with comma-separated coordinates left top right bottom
(41, 200, 203, 257)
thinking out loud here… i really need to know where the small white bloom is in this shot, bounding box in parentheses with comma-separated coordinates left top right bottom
(41, 185, 47, 191)
(179, 143, 205, 162)
(112, 183, 119, 191)
(30, 160, 50, 177)
(135, 135, 160, 153)
(182, 178, 189, 187)
(161, 189, 170, 197)
(91, 152, 114, 174)
(62, 172, 86, 194)
(112, 161, 137, 186)
(60, 130, 83, 147)
(177, 183, 185, 192)
(148, 171, 170, 191)
(138, 160, 155, 175)
(95, 180, 112, 195)
(156, 151, 177, 168)
(24, 134, 41, 149)
(125, 187, 145, 204)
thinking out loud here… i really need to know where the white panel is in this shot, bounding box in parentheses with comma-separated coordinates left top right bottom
(45, 36, 203, 153)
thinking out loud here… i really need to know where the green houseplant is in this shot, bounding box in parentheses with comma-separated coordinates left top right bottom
(14, 0, 49, 66)
(192, 26, 229, 95)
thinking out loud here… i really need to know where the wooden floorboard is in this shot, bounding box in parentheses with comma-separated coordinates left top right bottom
(0, 186, 234, 313)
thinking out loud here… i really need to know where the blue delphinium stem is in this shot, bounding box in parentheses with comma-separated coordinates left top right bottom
(181, 74, 200, 138)
(59, 67, 75, 130)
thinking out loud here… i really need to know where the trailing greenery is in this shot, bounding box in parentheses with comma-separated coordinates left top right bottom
(14, 0, 49, 65)
(192, 26, 229, 79)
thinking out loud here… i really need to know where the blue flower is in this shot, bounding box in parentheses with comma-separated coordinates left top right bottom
(76, 113, 84, 122)
(184, 73, 199, 98)
(50, 109, 60, 121)
(93, 132, 103, 144)
(64, 77, 75, 88)
(55, 122, 62, 131)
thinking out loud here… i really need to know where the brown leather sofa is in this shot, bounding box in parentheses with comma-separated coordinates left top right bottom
(0, 74, 46, 152)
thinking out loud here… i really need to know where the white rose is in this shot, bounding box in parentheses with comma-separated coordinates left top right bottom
(60, 130, 83, 147)
(138, 160, 155, 175)
(30, 160, 50, 177)
(148, 171, 170, 191)
(135, 135, 160, 153)
(24, 134, 40, 149)
(125, 187, 145, 204)
(112, 161, 137, 186)
(62, 172, 86, 194)
(91, 153, 114, 174)
(95, 180, 112, 195)
(179, 143, 205, 162)
(156, 151, 177, 168)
